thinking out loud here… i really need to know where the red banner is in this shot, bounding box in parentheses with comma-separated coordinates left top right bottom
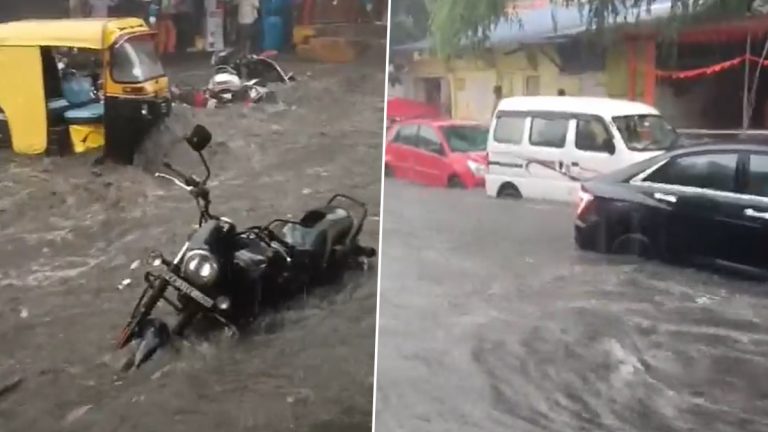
(656, 55, 768, 80)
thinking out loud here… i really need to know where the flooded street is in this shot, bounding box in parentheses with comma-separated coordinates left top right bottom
(0, 49, 384, 431)
(376, 181, 768, 432)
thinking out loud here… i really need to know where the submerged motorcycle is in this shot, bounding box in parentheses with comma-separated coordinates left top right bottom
(211, 49, 295, 85)
(116, 124, 376, 368)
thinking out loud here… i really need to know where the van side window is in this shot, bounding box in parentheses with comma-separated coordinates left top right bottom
(575, 118, 612, 153)
(394, 125, 419, 147)
(530, 117, 568, 148)
(493, 113, 526, 145)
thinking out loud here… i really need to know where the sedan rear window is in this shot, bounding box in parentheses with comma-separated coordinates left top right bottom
(747, 154, 768, 198)
(645, 153, 739, 192)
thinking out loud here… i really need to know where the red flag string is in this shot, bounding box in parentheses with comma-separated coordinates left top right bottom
(656, 55, 768, 80)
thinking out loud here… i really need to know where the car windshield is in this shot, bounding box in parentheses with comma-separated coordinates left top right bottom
(612, 114, 678, 151)
(441, 125, 489, 153)
(111, 34, 164, 83)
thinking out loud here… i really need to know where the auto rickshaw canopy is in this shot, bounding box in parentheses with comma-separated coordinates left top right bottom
(0, 18, 151, 50)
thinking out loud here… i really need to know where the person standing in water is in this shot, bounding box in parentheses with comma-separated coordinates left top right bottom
(238, 0, 260, 55)
(153, 0, 177, 56)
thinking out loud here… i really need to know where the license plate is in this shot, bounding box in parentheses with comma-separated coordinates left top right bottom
(163, 271, 214, 308)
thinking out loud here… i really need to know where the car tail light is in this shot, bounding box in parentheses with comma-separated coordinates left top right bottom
(576, 186, 594, 218)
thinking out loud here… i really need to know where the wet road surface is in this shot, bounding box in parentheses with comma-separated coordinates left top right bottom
(375, 180, 768, 432)
(0, 48, 384, 432)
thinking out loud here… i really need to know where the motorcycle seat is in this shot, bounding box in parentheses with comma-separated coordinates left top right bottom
(297, 206, 354, 257)
(63, 102, 104, 125)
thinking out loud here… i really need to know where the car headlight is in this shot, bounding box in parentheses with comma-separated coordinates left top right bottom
(182, 250, 219, 287)
(467, 160, 487, 176)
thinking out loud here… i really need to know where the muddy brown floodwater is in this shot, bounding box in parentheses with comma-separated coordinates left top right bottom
(0, 46, 385, 432)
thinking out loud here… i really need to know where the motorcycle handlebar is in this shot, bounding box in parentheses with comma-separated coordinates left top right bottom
(162, 161, 200, 188)
(154, 171, 210, 209)
(155, 172, 191, 191)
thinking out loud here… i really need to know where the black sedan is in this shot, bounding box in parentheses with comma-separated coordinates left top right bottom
(575, 143, 768, 275)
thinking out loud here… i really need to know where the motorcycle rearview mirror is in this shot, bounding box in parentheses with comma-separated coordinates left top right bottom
(185, 124, 212, 153)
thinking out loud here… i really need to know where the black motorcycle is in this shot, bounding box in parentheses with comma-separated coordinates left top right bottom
(116, 124, 376, 368)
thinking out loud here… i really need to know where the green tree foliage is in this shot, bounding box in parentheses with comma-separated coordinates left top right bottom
(426, 0, 759, 57)
(390, 0, 431, 46)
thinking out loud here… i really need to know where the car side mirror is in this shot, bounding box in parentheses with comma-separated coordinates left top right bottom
(186, 124, 212, 152)
(603, 138, 616, 155)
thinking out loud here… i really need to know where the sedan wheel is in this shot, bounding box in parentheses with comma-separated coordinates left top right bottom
(611, 233, 654, 258)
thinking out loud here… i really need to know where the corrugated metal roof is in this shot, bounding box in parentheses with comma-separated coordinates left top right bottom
(392, 1, 673, 53)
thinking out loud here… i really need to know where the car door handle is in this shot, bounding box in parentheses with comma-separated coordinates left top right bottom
(570, 161, 579, 167)
(744, 208, 768, 219)
(653, 192, 678, 203)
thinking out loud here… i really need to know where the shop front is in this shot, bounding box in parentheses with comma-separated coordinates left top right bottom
(66, 0, 227, 54)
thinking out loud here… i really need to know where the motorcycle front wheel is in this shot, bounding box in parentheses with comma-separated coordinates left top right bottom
(116, 279, 168, 349)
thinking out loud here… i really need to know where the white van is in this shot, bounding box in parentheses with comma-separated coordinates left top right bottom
(485, 96, 679, 202)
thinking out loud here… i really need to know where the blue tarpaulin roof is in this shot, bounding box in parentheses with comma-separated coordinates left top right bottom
(392, 0, 674, 53)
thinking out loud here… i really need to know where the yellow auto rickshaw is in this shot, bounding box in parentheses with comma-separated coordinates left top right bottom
(0, 18, 171, 164)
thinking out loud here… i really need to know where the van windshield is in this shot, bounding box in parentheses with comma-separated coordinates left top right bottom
(111, 34, 164, 83)
(612, 114, 678, 151)
(441, 125, 489, 152)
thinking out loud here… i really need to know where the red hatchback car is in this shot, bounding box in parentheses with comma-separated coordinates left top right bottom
(385, 119, 489, 188)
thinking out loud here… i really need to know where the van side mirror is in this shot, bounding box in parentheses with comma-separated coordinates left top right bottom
(186, 124, 212, 152)
(602, 138, 616, 155)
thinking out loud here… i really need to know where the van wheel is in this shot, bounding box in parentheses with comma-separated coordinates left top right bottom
(447, 175, 464, 189)
(497, 183, 522, 200)
(384, 164, 393, 177)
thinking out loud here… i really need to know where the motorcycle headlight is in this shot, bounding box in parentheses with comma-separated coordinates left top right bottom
(467, 160, 487, 176)
(182, 250, 219, 287)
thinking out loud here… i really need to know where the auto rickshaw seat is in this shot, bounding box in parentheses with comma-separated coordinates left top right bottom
(61, 75, 96, 107)
(63, 102, 104, 124)
(47, 98, 71, 116)
(59, 74, 102, 124)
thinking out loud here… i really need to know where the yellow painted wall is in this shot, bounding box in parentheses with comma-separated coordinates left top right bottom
(407, 47, 584, 122)
(406, 40, 653, 122)
(604, 42, 647, 99)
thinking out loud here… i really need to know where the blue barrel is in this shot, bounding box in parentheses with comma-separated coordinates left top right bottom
(262, 0, 289, 16)
(262, 15, 285, 52)
(261, 0, 277, 16)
